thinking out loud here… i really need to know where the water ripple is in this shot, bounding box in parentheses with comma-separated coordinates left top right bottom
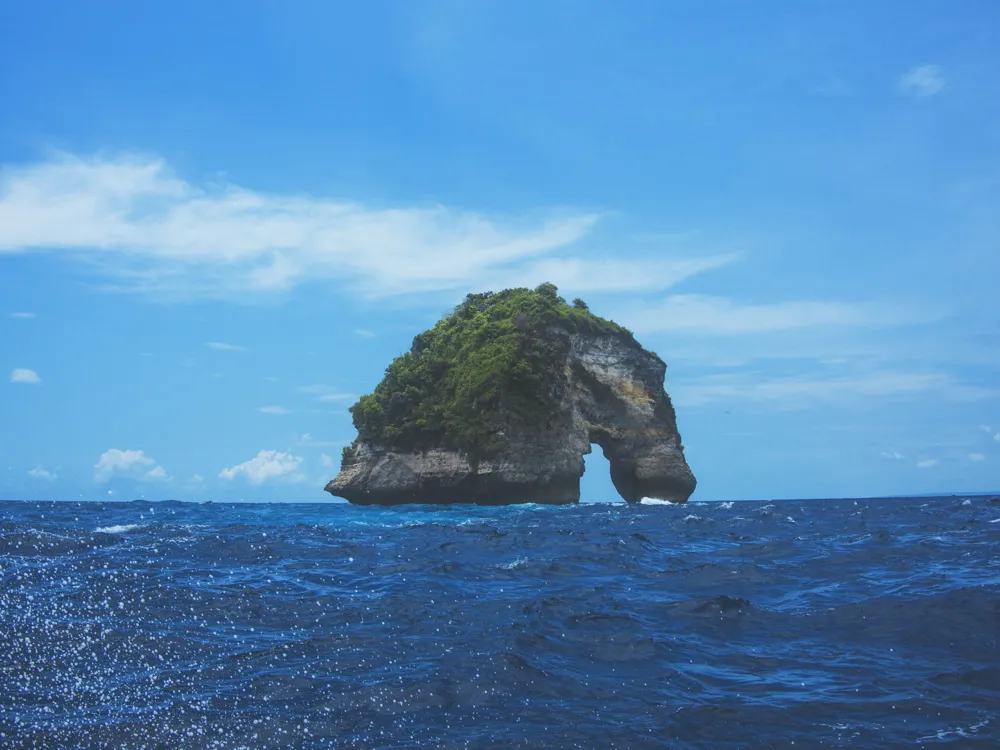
(1, 496, 998, 748)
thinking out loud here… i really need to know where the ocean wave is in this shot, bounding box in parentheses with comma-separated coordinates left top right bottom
(639, 497, 675, 505)
(2, 495, 998, 748)
(94, 524, 143, 534)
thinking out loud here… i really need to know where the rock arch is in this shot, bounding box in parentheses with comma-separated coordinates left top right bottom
(328, 329, 695, 505)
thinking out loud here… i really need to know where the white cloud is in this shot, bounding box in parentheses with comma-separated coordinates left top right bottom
(981, 425, 993, 434)
(9, 312, 35, 319)
(917, 459, 938, 468)
(219, 450, 305, 484)
(297, 384, 330, 394)
(618, 295, 925, 336)
(187, 473, 205, 485)
(0, 153, 732, 299)
(489, 255, 737, 295)
(258, 405, 290, 414)
(9, 368, 40, 384)
(354, 328, 375, 338)
(969, 453, 985, 462)
(298, 385, 355, 403)
(94, 448, 166, 482)
(319, 393, 355, 403)
(899, 65, 945, 98)
(28, 465, 55, 480)
(996, 433, 1000, 443)
(321, 453, 336, 469)
(300, 432, 313, 443)
(672, 370, 994, 408)
(205, 341, 245, 351)
(881, 451, 906, 460)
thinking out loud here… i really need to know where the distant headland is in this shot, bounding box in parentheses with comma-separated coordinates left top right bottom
(325, 283, 695, 506)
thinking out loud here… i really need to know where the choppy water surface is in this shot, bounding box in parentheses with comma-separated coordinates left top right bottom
(1, 496, 998, 749)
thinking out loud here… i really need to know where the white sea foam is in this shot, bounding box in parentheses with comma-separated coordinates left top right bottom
(989, 518, 1000, 524)
(500, 557, 528, 570)
(961, 499, 972, 506)
(917, 718, 990, 742)
(639, 497, 674, 505)
(94, 524, 141, 534)
(719, 501, 735, 509)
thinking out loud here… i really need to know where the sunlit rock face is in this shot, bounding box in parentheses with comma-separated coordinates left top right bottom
(326, 327, 695, 506)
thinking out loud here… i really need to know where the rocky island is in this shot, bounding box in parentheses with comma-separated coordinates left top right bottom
(326, 283, 696, 505)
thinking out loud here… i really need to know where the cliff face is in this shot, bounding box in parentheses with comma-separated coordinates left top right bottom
(326, 320, 696, 506)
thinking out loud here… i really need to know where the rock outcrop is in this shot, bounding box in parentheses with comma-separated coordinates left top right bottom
(325, 286, 696, 505)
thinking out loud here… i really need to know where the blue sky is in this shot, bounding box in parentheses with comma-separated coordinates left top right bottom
(2, 0, 999, 503)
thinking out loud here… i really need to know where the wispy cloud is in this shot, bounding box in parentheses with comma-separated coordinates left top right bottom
(354, 328, 375, 338)
(297, 385, 330, 395)
(916, 459, 938, 468)
(94, 448, 166, 482)
(298, 384, 355, 403)
(672, 370, 999, 408)
(899, 64, 945, 98)
(489, 256, 737, 295)
(205, 341, 246, 351)
(881, 451, 906, 460)
(318, 393, 355, 403)
(321, 453, 336, 469)
(9, 312, 35, 319)
(0, 153, 731, 300)
(969, 453, 985, 462)
(219, 450, 305, 484)
(9, 368, 40, 384)
(617, 295, 928, 336)
(28, 465, 56, 480)
(981, 425, 1000, 442)
(258, 405, 290, 415)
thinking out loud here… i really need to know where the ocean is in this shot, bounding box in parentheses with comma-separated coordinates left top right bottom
(1, 496, 997, 749)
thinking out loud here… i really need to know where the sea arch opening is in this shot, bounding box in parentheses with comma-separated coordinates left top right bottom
(580, 441, 627, 505)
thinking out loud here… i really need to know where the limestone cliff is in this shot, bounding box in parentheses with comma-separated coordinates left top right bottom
(325, 285, 695, 505)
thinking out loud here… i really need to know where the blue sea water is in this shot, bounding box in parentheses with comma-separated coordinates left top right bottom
(1, 496, 998, 749)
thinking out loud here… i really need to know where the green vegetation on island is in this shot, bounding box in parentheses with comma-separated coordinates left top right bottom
(348, 283, 640, 460)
